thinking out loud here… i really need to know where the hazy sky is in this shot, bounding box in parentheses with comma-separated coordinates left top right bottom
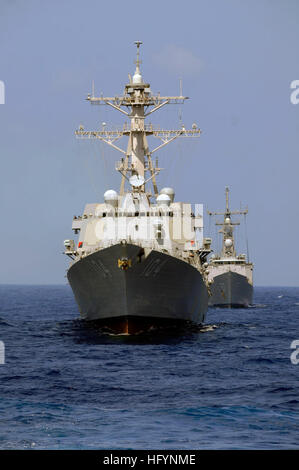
(0, 0, 298, 285)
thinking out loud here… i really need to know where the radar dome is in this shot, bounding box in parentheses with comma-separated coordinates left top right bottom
(224, 238, 233, 247)
(132, 71, 142, 84)
(104, 189, 118, 207)
(160, 187, 175, 202)
(225, 217, 231, 224)
(156, 194, 171, 207)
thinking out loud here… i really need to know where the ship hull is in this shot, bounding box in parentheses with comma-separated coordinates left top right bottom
(208, 271, 253, 308)
(67, 243, 208, 333)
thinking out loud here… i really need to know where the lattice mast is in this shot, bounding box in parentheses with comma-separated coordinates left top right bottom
(75, 41, 201, 196)
(207, 187, 248, 258)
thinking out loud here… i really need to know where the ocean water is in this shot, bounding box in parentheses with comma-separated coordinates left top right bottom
(0, 285, 298, 450)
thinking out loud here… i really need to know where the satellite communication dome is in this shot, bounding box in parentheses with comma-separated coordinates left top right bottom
(156, 194, 171, 206)
(132, 71, 142, 84)
(224, 238, 233, 247)
(104, 189, 118, 207)
(160, 187, 175, 202)
(225, 217, 231, 224)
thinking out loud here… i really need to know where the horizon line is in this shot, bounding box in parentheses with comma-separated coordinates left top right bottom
(0, 283, 298, 288)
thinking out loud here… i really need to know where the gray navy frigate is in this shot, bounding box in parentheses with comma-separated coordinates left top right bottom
(207, 187, 253, 308)
(63, 42, 211, 333)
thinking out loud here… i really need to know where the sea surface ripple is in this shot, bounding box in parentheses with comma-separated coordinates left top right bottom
(0, 285, 298, 449)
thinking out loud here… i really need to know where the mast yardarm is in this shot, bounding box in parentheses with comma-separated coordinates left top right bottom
(207, 187, 248, 258)
(75, 42, 201, 196)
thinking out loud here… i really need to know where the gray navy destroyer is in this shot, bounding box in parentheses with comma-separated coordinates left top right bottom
(63, 42, 211, 333)
(207, 187, 253, 308)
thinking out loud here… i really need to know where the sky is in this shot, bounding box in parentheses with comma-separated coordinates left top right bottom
(0, 0, 298, 285)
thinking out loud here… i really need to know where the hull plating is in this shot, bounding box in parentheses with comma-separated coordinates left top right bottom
(67, 243, 208, 332)
(209, 270, 253, 308)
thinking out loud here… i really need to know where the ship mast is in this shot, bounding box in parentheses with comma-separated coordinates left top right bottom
(75, 42, 201, 196)
(208, 187, 248, 258)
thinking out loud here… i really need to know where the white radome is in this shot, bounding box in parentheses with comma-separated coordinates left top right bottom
(160, 187, 175, 202)
(104, 189, 118, 207)
(156, 193, 171, 206)
(225, 238, 233, 247)
(132, 71, 142, 84)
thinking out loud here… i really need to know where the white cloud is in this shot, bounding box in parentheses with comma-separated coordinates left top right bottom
(152, 44, 203, 78)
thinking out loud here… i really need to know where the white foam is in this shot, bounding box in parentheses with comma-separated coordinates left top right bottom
(200, 324, 218, 332)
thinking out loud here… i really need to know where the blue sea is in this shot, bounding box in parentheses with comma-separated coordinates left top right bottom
(0, 285, 298, 450)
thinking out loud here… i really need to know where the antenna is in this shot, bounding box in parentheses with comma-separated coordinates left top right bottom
(92, 80, 95, 98)
(134, 41, 143, 71)
(225, 186, 229, 213)
(179, 77, 183, 97)
(178, 78, 183, 126)
(77, 41, 200, 196)
(244, 211, 250, 262)
(178, 107, 182, 126)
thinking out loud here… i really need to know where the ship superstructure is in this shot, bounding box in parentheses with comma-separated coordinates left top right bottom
(207, 187, 253, 307)
(64, 42, 211, 333)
